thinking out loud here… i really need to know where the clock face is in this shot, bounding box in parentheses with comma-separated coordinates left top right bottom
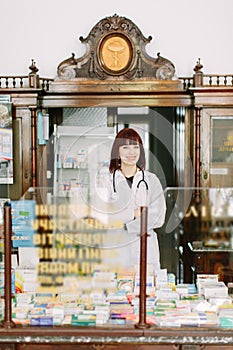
(98, 33, 133, 75)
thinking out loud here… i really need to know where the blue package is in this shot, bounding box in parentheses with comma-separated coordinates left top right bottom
(11, 200, 36, 247)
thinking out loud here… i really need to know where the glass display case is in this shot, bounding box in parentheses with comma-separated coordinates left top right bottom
(1, 186, 233, 328)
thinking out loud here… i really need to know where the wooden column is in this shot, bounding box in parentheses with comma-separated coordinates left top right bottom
(135, 206, 150, 329)
(195, 107, 201, 202)
(2, 202, 15, 328)
(30, 107, 38, 189)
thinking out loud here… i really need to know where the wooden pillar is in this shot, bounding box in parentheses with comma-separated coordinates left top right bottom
(135, 206, 150, 329)
(30, 107, 38, 189)
(2, 202, 15, 328)
(195, 107, 202, 203)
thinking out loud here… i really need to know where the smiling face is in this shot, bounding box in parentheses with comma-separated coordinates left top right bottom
(119, 142, 140, 167)
(109, 128, 146, 173)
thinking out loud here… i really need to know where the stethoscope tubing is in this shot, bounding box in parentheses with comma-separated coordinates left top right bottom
(113, 169, 149, 193)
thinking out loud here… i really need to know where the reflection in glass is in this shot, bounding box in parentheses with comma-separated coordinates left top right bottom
(0, 186, 232, 328)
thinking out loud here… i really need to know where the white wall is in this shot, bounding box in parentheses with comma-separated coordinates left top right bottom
(1, 0, 233, 79)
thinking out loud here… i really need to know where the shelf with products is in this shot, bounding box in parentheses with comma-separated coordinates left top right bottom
(1, 263, 233, 329)
(55, 168, 88, 198)
(53, 125, 115, 200)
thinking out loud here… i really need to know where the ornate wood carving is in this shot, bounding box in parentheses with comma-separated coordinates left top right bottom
(57, 14, 175, 81)
(181, 345, 205, 350)
(91, 345, 105, 350)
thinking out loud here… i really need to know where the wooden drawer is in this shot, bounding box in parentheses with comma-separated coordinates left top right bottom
(16, 343, 179, 350)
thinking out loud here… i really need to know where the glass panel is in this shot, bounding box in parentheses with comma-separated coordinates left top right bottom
(7, 187, 155, 327)
(210, 116, 233, 187)
(0, 199, 5, 315)
(0, 96, 13, 199)
(211, 117, 233, 162)
(159, 187, 233, 327)
(1, 186, 233, 328)
(0, 96, 13, 185)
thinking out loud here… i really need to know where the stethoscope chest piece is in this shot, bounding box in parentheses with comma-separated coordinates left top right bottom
(111, 191, 118, 200)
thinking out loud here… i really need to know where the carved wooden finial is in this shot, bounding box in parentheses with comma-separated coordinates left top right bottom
(29, 59, 39, 74)
(193, 58, 203, 87)
(29, 59, 39, 88)
(194, 58, 203, 73)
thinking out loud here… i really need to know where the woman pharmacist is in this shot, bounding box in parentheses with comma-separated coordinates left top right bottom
(98, 127, 166, 273)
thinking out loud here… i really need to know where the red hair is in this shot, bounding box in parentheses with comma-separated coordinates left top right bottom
(109, 128, 146, 173)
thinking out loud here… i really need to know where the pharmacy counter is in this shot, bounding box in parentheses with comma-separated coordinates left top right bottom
(0, 326, 233, 350)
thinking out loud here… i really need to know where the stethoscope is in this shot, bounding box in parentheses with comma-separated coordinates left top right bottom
(112, 168, 149, 195)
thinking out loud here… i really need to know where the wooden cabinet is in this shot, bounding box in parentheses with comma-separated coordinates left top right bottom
(190, 244, 233, 283)
(1, 12, 233, 350)
(201, 108, 233, 188)
(16, 345, 177, 350)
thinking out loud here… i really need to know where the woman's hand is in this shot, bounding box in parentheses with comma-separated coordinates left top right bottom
(134, 207, 141, 218)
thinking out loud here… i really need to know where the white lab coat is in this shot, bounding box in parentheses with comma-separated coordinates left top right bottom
(98, 169, 166, 272)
